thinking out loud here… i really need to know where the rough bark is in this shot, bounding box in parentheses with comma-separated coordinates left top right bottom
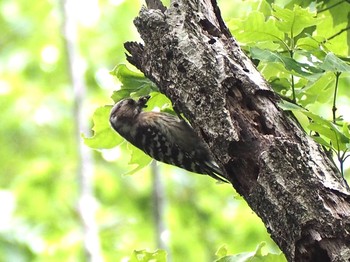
(124, 0, 350, 261)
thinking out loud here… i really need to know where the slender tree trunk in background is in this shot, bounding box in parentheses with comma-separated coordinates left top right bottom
(151, 161, 171, 259)
(124, 0, 350, 261)
(60, 1, 103, 261)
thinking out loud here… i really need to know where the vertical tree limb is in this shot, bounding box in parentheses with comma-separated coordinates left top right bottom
(151, 161, 171, 258)
(124, 0, 350, 261)
(60, 1, 103, 261)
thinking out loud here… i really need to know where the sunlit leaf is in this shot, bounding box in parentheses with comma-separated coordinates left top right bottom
(269, 77, 291, 93)
(297, 72, 335, 106)
(272, 5, 318, 37)
(111, 64, 149, 90)
(296, 36, 326, 52)
(278, 100, 306, 111)
(83, 106, 123, 149)
(311, 135, 332, 148)
(215, 245, 228, 258)
(144, 92, 172, 112)
(215, 242, 286, 262)
(320, 53, 350, 73)
(304, 112, 350, 151)
(278, 101, 349, 152)
(110, 64, 158, 102)
(316, 2, 350, 56)
(308, 123, 338, 145)
(250, 47, 323, 77)
(111, 89, 134, 103)
(228, 11, 284, 47)
(124, 143, 152, 175)
(342, 122, 350, 138)
(128, 249, 167, 262)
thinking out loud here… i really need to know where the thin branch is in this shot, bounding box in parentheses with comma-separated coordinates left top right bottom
(327, 26, 350, 41)
(318, 0, 347, 13)
(343, 153, 350, 161)
(340, 149, 349, 176)
(151, 161, 171, 259)
(332, 72, 341, 123)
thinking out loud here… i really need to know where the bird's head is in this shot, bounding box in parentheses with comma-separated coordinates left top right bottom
(110, 95, 150, 126)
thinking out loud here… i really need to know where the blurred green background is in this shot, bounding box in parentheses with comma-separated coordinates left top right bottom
(1, 0, 349, 261)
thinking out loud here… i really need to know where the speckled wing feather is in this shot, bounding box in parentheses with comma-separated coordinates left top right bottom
(137, 112, 228, 183)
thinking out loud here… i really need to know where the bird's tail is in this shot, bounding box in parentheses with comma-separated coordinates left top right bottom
(205, 161, 229, 183)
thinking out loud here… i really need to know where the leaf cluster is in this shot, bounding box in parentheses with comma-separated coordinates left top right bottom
(228, 1, 350, 175)
(126, 242, 285, 262)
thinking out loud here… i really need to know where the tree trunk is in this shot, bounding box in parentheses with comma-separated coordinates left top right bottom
(60, 0, 102, 261)
(124, 0, 350, 261)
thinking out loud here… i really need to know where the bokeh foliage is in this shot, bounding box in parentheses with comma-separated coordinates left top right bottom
(1, 0, 349, 262)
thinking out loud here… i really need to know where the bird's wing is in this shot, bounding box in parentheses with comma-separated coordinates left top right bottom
(139, 112, 204, 154)
(138, 112, 228, 183)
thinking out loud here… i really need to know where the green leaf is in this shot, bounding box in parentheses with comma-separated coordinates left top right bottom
(111, 64, 149, 90)
(110, 64, 158, 102)
(251, 0, 272, 17)
(215, 245, 228, 258)
(124, 143, 152, 176)
(297, 72, 335, 106)
(296, 36, 326, 52)
(145, 92, 172, 112)
(272, 5, 318, 37)
(342, 122, 350, 138)
(308, 122, 338, 144)
(83, 106, 123, 149)
(270, 77, 291, 93)
(258, 62, 292, 83)
(278, 100, 306, 111)
(228, 11, 284, 47)
(250, 47, 322, 77)
(111, 89, 134, 103)
(278, 101, 349, 151)
(315, 1, 350, 56)
(311, 135, 332, 148)
(128, 249, 167, 262)
(320, 53, 350, 73)
(83, 104, 152, 173)
(215, 242, 286, 262)
(303, 112, 350, 151)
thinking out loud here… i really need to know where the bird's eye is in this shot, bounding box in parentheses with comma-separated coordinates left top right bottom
(127, 99, 135, 105)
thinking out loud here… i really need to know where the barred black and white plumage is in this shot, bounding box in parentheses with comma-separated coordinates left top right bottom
(109, 95, 228, 183)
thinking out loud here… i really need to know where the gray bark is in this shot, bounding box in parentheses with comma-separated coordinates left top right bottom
(124, 0, 350, 261)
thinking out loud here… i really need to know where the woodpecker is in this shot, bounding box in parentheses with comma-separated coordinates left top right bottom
(109, 95, 228, 183)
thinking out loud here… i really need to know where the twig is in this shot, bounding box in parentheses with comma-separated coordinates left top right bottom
(327, 26, 350, 41)
(318, 0, 347, 13)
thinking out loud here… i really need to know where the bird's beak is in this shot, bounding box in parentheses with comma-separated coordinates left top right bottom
(137, 95, 150, 108)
